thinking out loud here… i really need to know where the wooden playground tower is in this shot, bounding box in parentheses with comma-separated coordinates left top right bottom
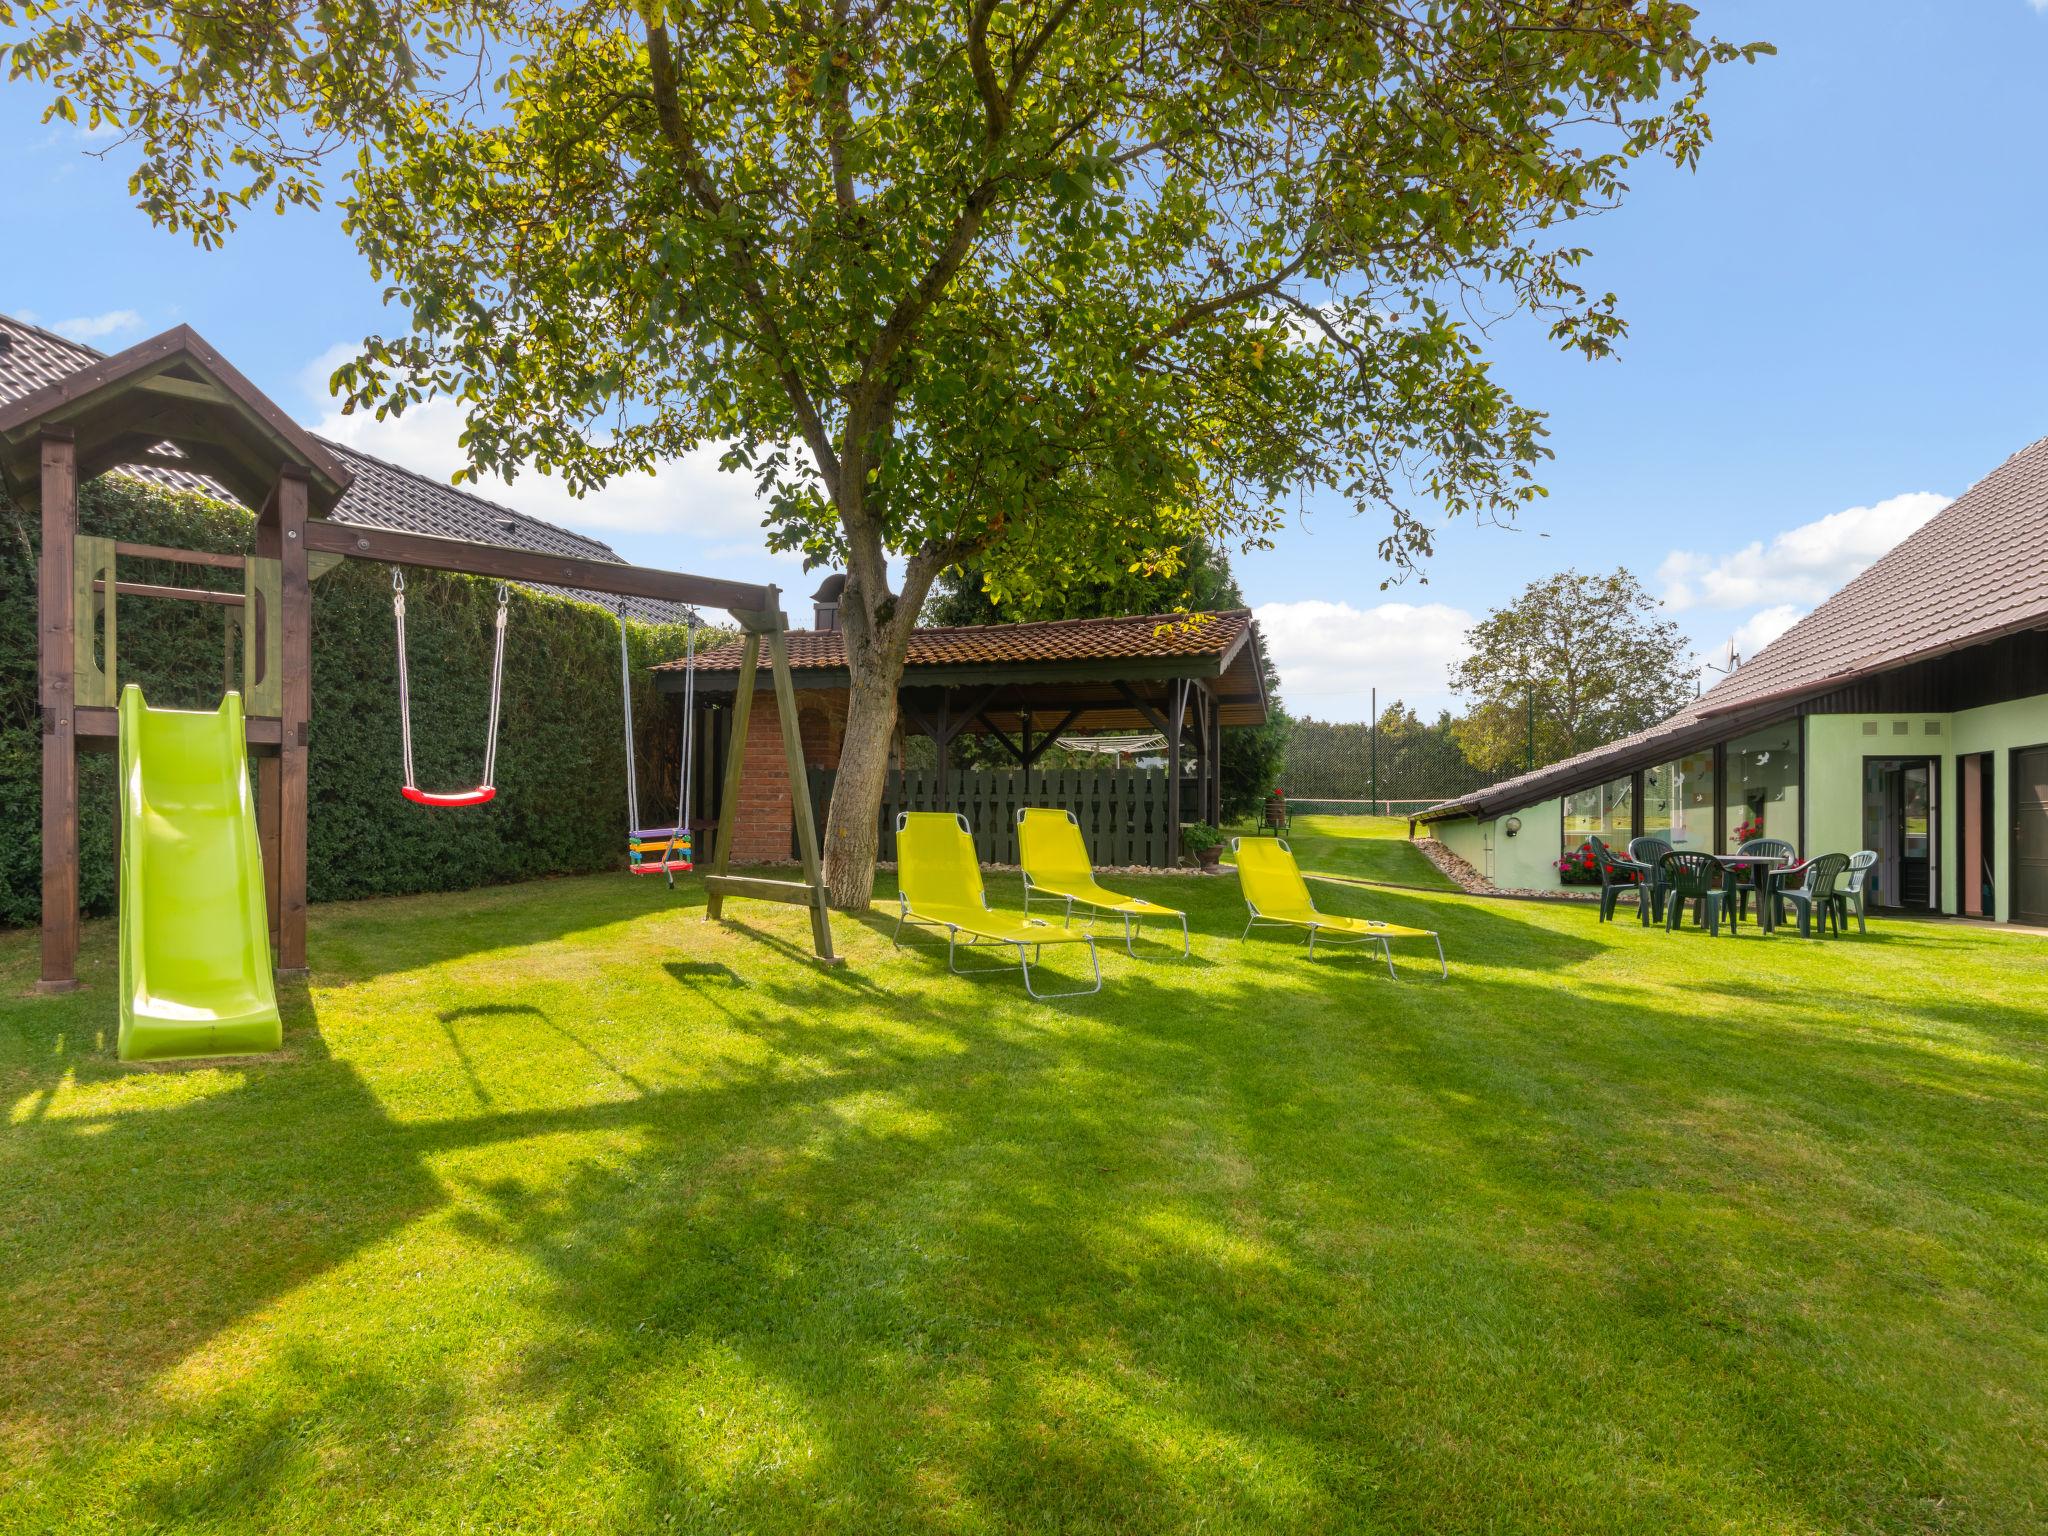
(4, 325, 838, 997)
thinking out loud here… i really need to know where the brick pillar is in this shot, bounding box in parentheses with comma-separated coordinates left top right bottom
(733, 687, 793, 861)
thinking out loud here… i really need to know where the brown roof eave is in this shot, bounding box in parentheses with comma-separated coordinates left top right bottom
(1414, 697, 1810, 825)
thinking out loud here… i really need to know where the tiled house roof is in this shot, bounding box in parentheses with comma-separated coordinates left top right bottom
(1417, 433, 2048, 822)
(0, 313, 688, 623)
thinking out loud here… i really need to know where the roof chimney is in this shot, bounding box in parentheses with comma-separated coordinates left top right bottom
(811, 572, 848, 632)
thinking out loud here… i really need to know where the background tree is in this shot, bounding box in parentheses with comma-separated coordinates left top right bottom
(1449, 568, 1694, 775)
(1, 1, 1766, 904)
(926, 541, 1288, 819)
(925, 538, 1243, 626)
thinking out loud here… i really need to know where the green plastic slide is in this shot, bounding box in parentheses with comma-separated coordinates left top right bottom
(118, 685, 282, 1062)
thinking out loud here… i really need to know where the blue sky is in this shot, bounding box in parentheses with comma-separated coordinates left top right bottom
(6, 0, 2046, 717)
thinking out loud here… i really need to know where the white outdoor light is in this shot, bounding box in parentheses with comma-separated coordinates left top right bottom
(1503, 815, 1522, 837)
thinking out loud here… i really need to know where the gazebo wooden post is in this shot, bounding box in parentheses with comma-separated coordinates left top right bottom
(1165, 678, 1186, 863)
(1196, 684, 1212, 831)
(36, 428, 80, 993)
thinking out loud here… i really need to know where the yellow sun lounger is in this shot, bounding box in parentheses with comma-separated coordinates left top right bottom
(1231, 836, 1446, 980)
(893, 812, 1102, 999)
(1017, 808, 1189, 957)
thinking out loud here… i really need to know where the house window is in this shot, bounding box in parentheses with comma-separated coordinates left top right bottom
(1563, 775, 1634, 860)
(1724, 722, 1802, 851)
(1644, 753, 1716, 851)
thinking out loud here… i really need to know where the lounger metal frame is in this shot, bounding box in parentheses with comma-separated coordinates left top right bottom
(1017, 808, 1190, 958)
(893, 812, 1103, 999)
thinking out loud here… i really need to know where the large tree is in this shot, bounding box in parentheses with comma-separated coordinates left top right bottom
(1448, 567, 1694, 774)
(2, 1, 1765, 904)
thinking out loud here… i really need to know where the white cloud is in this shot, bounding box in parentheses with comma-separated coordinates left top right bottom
(1254, 598, 1473, 716)
(1691, 602, 1808, 683)
(1727, 602, 1805, 659)
(51, 308, 142, 343)
(306, 387, 775, 545)
(1658, 491, 1948, 612)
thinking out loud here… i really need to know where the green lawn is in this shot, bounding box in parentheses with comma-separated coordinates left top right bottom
(1264, 812, 1458, 889)
(4, 826, 2046, 1533)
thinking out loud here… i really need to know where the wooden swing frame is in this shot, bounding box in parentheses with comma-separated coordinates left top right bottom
(4, 324, 839, 997)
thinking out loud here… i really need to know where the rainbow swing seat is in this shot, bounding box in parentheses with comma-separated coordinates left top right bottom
(616, 599, 699, 884)
(628, 825, 693, 875)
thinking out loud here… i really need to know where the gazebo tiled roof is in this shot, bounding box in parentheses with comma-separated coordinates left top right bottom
(659, 608, 1272, 731)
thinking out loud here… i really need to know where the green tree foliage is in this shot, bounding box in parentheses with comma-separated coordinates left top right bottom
(1, 477, 704, 925)
(1448, 568, 1695, 776)
(926, 541, 1287, 819)
(0, 0, 1767, 902)
(924, 539, 1244, 626)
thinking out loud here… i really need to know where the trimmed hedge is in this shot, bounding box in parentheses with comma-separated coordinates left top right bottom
(2, 476, 719, 926)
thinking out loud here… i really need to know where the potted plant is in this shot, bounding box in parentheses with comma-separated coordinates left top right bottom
(1555, 840, 1602, 887)
(1182, 822, 1226, 871)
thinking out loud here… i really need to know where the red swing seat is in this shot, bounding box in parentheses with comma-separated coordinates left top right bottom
(403, 786, 498, 808)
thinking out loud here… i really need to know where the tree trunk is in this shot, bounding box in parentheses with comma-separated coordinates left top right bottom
(818, 545, 936, 909)
(821, 665, 902, 908)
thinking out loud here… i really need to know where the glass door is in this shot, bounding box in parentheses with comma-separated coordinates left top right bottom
(1862, 757, 1938, 911)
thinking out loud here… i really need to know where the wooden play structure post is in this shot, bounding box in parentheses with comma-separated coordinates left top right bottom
(37, 428, 79, 992)
(3, 324, 841, 1013)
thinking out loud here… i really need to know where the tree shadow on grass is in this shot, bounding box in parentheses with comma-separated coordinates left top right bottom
(6, 877, 2044, 1532)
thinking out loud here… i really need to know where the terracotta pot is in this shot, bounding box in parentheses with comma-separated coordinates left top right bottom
(1195, 844, 1224, 871)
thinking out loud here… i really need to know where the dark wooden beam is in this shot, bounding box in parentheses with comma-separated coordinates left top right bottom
(1113, 679, 1172, 736)
(37, 430, 80, 992)
(75, 705, 282, 744)
(974, 711, 1028, 765)
(1196, 684, 1212, 831)
(1165, 679, 1186, 863)
(303, 518, 775, 619)
(275, 471, 312, 975)
(1022, 707, 1085, 768)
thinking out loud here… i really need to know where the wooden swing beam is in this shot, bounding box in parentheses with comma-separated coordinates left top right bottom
(304, 520, 839, 964)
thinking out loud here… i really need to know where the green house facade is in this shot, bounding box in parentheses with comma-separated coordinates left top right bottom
(1416, 435, 2048, 925)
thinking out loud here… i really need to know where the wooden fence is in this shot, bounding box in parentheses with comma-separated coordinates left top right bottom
(808, 767, 1179, 866)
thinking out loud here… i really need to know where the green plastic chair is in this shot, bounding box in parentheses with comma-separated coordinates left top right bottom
(1735, 837, 1798, 921)
(1232, 836, 1445, 979)
(1659, 851, 1729, 937)
(1589, 836, 1649, 924)
(1775, 852, 1851, 938)
(1832, 849, 1878, 934)
(1627, 836, 1674, 924)
(893, 812, 1100, 998)
(1017, 808, 1188, 956)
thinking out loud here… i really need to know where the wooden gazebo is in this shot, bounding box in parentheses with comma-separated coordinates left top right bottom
(657, 599, 1271, 865)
